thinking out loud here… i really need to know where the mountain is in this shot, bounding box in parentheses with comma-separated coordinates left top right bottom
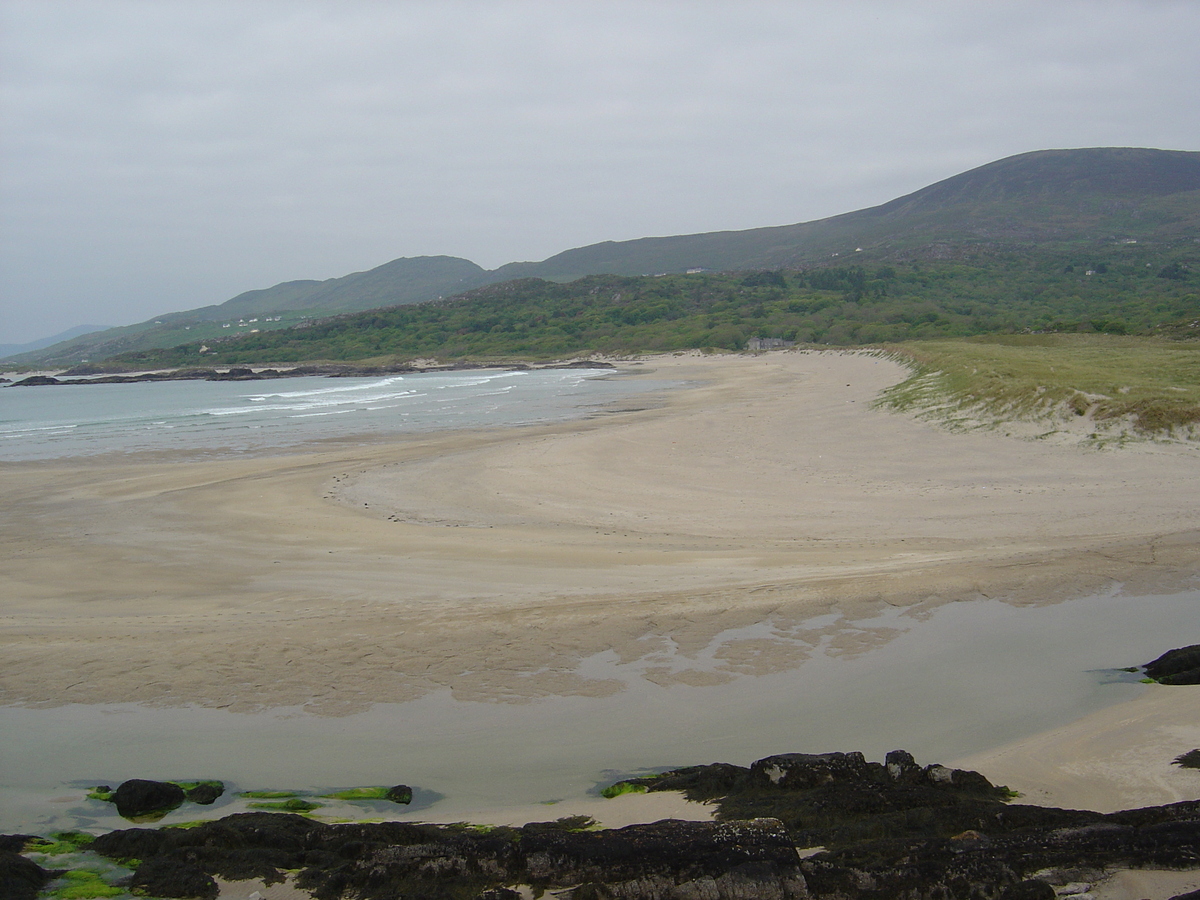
(0, 324, 108, 359)
(1, 257, 490, 368)
(8, 147, 1199, 368)
(493, 147, 1200, 279)
(185, 255, 491, 322)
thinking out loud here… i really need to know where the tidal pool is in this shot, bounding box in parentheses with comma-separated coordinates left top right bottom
(2, 586, 1197, 833)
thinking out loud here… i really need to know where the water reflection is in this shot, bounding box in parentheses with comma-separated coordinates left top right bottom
(2, 587, 1196, 833)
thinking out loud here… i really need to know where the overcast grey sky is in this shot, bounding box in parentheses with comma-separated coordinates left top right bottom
(2, 1, 1198, 343)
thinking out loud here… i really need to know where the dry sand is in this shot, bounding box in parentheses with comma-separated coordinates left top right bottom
(3, 350, 1200, 819)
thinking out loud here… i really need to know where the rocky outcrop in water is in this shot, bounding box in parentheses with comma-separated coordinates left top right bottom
(8, 374, 60, 386)
(185, 781, 225, 805)
(1145, 644, 1200, 685)
(89, 778, 225, 820)
(110, 779, 187, 819)
(385, 784, 414, 804)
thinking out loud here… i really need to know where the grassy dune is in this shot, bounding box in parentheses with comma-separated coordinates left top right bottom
(877, 335, 1200, 440)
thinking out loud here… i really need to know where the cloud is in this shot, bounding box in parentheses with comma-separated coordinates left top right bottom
(1, 0, 1198, 342)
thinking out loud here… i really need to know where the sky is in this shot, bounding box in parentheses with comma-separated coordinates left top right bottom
(2, 1, 1199, 344)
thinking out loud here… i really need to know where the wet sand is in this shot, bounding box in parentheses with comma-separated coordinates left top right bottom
(954, 682, 1200, 813)
(2, 350, 1200, 818)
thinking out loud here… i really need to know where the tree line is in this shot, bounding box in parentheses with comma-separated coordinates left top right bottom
(104, 251, 1199, 368)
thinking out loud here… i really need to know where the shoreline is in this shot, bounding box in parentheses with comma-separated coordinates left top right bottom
(16, 728, 1200, 900)
(3, 350, 1199, 828)
(951, 681, 1200, 814)
(1, 356, 617, 387)
(3, 351, 1198, 712)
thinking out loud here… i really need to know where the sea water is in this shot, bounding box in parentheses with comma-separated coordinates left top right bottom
(0, 367, 665, 461)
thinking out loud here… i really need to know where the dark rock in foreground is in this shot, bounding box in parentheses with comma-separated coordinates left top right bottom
(185, 781, 225, 805)
(631, 751, 1200, 897)
(129, 856, 219, 899)
(110, 778, 186, 819)
(0, 851, 55, 900)
(802, 800, 1200, 899)
(385, 784, 413, 804)
(91, 813, 806, 900)
(0, 836, 40, 853)
(998, 879, 1056, 900)
(1145, 644, 1200, 685)
(90, 778, 225, 817)
(620, 749, 1041, 848)
(79, 750, 1200, 900)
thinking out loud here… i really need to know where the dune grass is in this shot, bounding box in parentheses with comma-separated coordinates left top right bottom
(876, 335, 1200, 438)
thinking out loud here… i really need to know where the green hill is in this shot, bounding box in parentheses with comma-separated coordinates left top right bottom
(193, 255, 490, 321)
(2, 256, 490, 368)
(9, 147, 1199, 368)
(91, 250, 1199, 370)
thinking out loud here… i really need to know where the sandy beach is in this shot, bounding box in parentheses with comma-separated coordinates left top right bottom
(2, 350, 1199, 819)
(952, 681, 1200, 814)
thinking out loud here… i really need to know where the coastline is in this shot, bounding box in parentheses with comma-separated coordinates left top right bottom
(2, 350, 1199, 825)
(1, 356, 613, 386)
(952, 681, 1200, 814)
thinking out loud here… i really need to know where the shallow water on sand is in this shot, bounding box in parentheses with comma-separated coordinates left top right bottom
(2, 586, 1197, 833)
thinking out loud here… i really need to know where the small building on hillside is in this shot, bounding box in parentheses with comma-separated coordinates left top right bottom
(746, 337, 795, 352)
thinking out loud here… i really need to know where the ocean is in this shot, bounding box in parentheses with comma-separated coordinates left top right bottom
(0, 367, 664, 461)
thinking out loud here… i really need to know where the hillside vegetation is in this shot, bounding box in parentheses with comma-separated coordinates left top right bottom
(2, 256, 488, 368)
(92, 248, 1199, 370)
